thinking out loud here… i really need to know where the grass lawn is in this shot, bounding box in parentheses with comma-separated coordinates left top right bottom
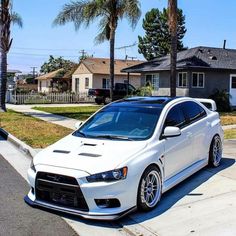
(0, 110, 72, 148)
(224, 129, 236, 139)
(220, 111, 236, 126)
(33, 106, 102, 121)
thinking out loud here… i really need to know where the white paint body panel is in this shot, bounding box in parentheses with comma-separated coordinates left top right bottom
(26, 97, 224, 219)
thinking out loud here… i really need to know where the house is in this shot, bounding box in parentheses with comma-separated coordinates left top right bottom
(36, 65, 77, 93)
(122, 46, 236, 107)
(72, 57, 144, 93)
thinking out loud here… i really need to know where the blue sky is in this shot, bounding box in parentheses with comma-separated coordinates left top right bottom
(9, 0, 236, 73)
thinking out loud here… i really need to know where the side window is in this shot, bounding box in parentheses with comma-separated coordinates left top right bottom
(165, 105, 186, 128)
(181, 101, 206, 124)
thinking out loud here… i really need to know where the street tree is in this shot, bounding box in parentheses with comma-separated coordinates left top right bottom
(53, 0, 141, 101)
(138, 7, 186, 61)
(0, 0, 22, 111)
(40, 55, 75, 74)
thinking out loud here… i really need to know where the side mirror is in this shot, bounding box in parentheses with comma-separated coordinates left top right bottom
(75, 121, 83, 130)
(162, 126, 181, 138)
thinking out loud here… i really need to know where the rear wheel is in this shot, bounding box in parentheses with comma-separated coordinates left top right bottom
(208, 135, 222, 167)
(104, 97, 111, 105)
(137, 166, 162, 211)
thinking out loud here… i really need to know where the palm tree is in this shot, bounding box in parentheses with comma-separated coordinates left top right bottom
(54, 0, 141, 101)
(0, 0, 23, 111)
(168, 0, 177, 97)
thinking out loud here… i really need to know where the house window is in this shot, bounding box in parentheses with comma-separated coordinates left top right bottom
(85, 77, 89, 89)
(102, 78, 110, 89)
(192, 72, 205, 88)
(39, 81, 42, 91)
(145, 74, 159, 90)
(178, 72, 187, 87)
(231, 76, 236, 89)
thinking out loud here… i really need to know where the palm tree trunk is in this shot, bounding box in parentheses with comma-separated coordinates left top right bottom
(0, 50, 7, 111)
(168, 0, 177, 97)
(109, 27, 115, 101)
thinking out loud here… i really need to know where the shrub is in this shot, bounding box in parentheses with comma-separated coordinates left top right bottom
(209, 89, 231, 112)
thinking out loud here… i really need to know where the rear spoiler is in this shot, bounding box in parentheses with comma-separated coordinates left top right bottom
(195, 98, 217, 111)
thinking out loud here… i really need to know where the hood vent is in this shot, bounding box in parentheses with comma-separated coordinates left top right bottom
(83, 143, 97, 146)
(53, 150, 70, 154)
(79, 153, 101, 157)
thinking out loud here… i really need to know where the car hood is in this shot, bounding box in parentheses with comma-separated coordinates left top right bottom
(33, 134, 148, 175)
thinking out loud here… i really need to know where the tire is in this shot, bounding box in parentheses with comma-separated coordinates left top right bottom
(104, 97, 111, 105)
(208, 135, 222, 167)
(137, 166, 162, 211)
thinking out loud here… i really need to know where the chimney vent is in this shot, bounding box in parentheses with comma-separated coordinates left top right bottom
(223, 40, 226, 49)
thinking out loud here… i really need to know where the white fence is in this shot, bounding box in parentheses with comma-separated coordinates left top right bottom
(8, 92, 95, 104)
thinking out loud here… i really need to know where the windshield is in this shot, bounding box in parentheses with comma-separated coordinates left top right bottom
(73, 105, 162, 140)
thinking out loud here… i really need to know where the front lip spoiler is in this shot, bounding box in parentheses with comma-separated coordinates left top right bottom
(24, 195, 136, 220)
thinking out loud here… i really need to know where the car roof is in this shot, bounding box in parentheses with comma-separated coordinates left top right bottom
(111, 96, 178, 108)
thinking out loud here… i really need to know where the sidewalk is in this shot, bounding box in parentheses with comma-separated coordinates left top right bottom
(6, 104, 83, 130)
(6, 104, 236, 131)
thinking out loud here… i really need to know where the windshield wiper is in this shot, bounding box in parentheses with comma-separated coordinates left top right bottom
(94, 135, 133, 141)
(76, 131, 87, 137)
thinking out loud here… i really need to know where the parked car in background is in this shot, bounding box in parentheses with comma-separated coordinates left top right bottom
(25, 97, 223, 220)
(88, 83, 136, 104)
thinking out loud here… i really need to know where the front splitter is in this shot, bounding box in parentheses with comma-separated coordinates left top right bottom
(24, 195, 136, 221)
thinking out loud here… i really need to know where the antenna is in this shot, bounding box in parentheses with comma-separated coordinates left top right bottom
(115, 42, 137, 59)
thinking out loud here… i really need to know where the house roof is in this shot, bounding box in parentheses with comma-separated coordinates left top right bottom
(36, 65, 78, 80)
(36, 69, 64, 80)
(74, 57, 144, 76)
(122, 46, 236, 73)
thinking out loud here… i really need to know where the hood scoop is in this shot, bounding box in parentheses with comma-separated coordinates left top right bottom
(79, 153, 101, 158)
(53, 150, 70, 154)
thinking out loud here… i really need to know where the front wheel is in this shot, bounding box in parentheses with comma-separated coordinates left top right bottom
(137, 166, 162, 211)
(208, 135, 222, 167)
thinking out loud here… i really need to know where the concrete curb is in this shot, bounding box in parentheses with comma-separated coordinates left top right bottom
(0, 128, 37, 159)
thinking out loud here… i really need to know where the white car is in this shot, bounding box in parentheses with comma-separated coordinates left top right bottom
(25, 97, 223, 220)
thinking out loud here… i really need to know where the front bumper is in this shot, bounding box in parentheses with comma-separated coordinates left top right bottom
(25, 165, 138, 220)
(24, 195, 136, 220)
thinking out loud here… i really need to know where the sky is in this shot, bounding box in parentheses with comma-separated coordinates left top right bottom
(8, 0, 236, 73)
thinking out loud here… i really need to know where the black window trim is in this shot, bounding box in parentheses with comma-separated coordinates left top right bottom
(160, 101, 208, 140)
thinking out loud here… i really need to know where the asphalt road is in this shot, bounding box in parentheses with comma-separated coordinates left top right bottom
(0, 154, 78, 236)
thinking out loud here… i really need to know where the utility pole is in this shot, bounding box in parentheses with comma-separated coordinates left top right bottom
(79, 50, 87, 61)
(30, 67, 37, 78)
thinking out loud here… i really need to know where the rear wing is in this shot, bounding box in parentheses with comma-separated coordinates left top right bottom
(195, 98, 217, 111)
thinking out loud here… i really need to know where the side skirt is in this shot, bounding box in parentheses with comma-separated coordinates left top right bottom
(162, 158, 208, 193)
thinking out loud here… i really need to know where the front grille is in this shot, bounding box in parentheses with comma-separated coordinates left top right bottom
(35, 172, 89, 212)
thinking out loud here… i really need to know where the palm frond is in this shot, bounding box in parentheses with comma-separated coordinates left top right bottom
(94, 17, 110, 44)
(121, 0, 141, 29)
(53, 1, 88, 30)
(11, 12, 23, 27)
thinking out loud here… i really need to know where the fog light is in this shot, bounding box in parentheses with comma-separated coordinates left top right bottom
(95, 199, 120, 208)
(31, 187, 35, 195)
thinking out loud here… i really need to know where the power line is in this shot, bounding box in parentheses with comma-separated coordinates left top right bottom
(9, 52, 79, 58)
(12, 47, 83, 52)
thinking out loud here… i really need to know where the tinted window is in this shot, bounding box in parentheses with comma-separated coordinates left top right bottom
(73, 106, 162, 140)
(165, 105, 186, 128)
(181, 101, 206, 123)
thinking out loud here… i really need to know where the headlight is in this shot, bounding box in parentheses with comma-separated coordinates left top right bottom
(86, 167, 128, 182)
(30, 159, 36, 172)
